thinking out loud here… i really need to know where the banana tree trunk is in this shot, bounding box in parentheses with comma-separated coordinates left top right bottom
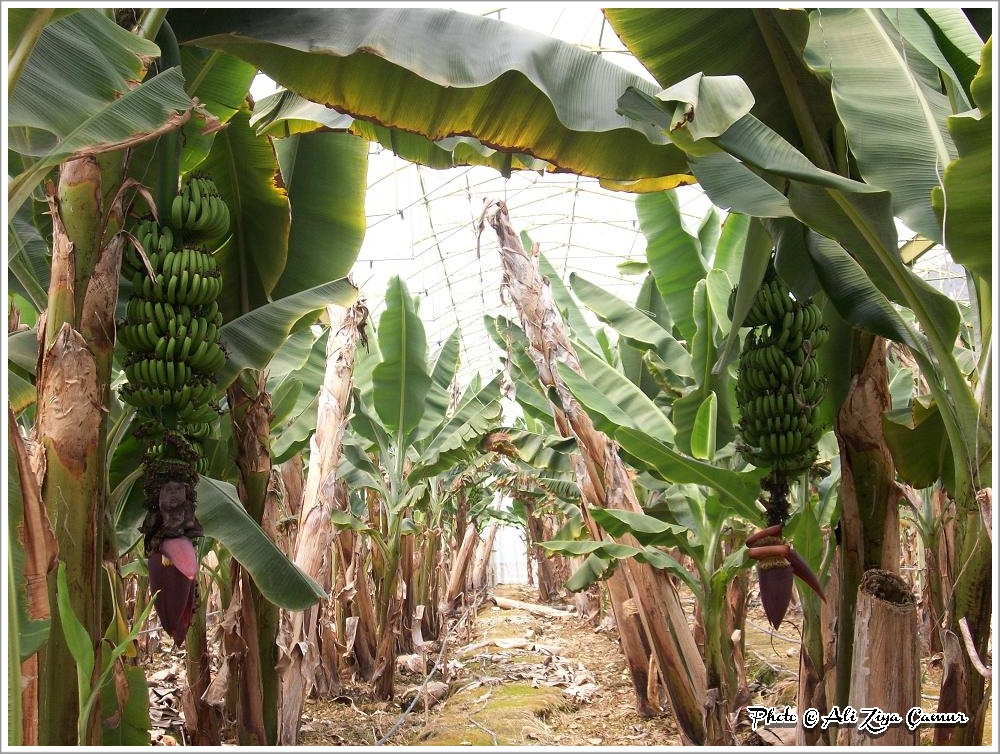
(440, 521, 478, 623)
(833, 335, 902, 714)
(36, 156, 123, 745)
(484, 200, 712, 744)
(226, 370, 278, 745)
(8, 407, 59, 746)
(276, 303, 364, 744)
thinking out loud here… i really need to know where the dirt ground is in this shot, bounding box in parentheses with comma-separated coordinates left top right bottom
(146, 581, 987, 747)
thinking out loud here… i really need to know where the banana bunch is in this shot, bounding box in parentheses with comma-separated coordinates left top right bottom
(119, 197, 229, 477)
(170, 174, 231, 244)
(731, 265, 829, 477)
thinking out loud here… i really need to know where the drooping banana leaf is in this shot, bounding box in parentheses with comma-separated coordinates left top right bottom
(802, 8, 960, 243)
(557, 353, 676, 444)
(271, 129, 369, 299)
(569, 272, 692, 378)
(194, 107, 291, 318)
(8, 10, 197, 215)
(251, 88, 548, 176)
(932, 37, 992, 283)
(615, 426, 766, 526)
(217, 277, 358, 389)
(604, 7, 838, 152)
(168, 6, 691, 184)
(178, 47, 259, 173)
(197, 476, 327, 609)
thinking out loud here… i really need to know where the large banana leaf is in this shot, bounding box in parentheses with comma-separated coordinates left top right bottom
(168, 7, 691, 184)
(635, 191, 707, 343)
(251, 88, 548, 175)
(178, 47, 259, 174)
(410, 374, 503, 483)
(271, 130, 369, 299)
(197, 477, 326, 609)
(414, 328, 462, 444)
(803, 8, 959, 242)
(7, 10, 196, 215)
(615, 427, 766, 526)
(557, 350, 676, 444)
(604, 7, 837, 153)
(371, 276, 431, 440)
(196, 107, 291, 317)
(932, 37, 992, 282)
(217, 277, 358, 389)
(569, 272, 692, 378)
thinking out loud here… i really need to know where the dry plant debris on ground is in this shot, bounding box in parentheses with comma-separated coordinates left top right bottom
(146, 582, 978, 746)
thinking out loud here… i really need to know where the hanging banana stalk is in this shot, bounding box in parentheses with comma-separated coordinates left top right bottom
(730, 259, 828, 628)
(118, 173, 230, 644)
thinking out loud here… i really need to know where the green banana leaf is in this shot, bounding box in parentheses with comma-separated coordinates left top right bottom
(604, 7, 838, 152)
(620, 85, 965, 391)
(690, 392, 718, 461)
(557, 353, 675, 444)
(7, 202, 51, 313)
(635, 191, 707, 343)
(569, 272, 692, 377)
(540, 538, 698, 594)
(932, 37, 992, 282)
(483, 314, 553, 423)
(414, 328, 462, 444)
(168, 7, 692, 184)
(100, 665, 151, 746)
(589, 507, 689, 547)
(179, 47, 259, 174)
(371, 276, 431, 439)
(267, 328, 328, 464)
(618, 274, 675, 399)
(6, 8, 80, 52)
(197, 476, 327, 609)
(217, 277, 358, 389)
(195, 106, 291, 317)
(410, 375, 503, 483)
(918, 9, 989, 98)
(251, 88, 547, 175)
(882, 402, 955, 491)
(615, 427, 766, 527)
(271, 130, 369, 299)
(802, 8, 959, 243)
(8, 10, 197, 216)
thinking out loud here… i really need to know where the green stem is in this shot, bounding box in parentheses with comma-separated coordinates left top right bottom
(133, 7, 169, 41)
(828, 192, 982, 488)
(154, 21, 182, 221)
(752, 9, 831, 171)
(7, 9, 53, 96)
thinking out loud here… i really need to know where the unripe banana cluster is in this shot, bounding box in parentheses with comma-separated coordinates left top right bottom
(730, 267, 829, 476)
(119, 175, 229, 483)
(170, 174, 231, 243)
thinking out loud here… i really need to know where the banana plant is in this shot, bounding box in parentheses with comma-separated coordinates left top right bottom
(7, 9, 369, 745)
(330, 276, 503, 699)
